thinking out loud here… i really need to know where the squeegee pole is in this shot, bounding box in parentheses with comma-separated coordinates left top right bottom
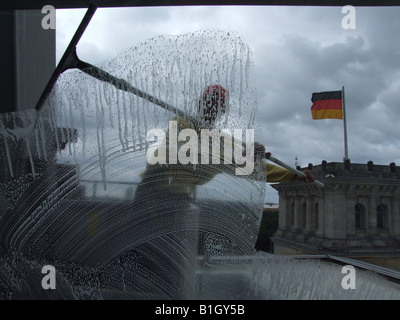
(35, 4, 98, 112)
(267, 154, 325, 188)
(74, 54, 188, 119)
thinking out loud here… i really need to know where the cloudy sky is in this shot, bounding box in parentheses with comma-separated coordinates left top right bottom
(55, 5, 400, 201)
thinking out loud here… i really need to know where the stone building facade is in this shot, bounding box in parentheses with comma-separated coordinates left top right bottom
(271, 160, 400, 270)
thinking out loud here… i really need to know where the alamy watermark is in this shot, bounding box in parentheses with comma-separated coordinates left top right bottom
(146, 121, 255, 175)
(341, 264, 356, 289)
(41, 5, 56, 30)
(41, 265, 56, 290)
(40, 5, 355, 31)
(342, 5, 356, 30)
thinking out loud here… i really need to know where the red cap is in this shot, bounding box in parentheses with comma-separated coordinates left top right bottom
(198, 85, 227, 122)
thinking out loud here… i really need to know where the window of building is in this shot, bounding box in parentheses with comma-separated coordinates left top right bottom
(377, 204, 387, 229)
(355, 203, 366, 230)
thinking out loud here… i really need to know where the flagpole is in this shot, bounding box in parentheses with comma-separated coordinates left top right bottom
(342, 86, 349, 161)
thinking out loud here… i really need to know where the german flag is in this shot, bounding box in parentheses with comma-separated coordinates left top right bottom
(311, 90, 343, 120)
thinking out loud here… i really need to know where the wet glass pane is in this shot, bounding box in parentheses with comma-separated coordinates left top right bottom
(1, 11, 400, 301)
(0, 30, 266, 299)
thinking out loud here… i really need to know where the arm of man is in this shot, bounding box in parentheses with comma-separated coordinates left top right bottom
(255, 142, 315, 183)
(262, 161, 297, 182)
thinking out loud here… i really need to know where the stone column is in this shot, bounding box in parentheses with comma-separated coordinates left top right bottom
(293, 196, 300, 232)
(391, 188, 400, 237)
(305, 197, 313, 233)
(368, 187, 378, 236)
(358, 196, 368, 231)
(381, 196, 392, 232)
(315, 196, 324, 237)
(278, 191, 289, 231)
